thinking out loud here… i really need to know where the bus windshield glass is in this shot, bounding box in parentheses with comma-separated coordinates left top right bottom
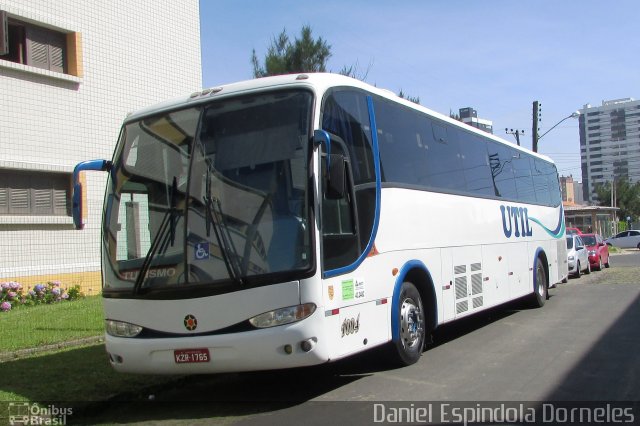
(102, 90, 313, 294)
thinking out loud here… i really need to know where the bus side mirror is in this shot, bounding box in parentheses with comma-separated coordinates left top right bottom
(326, 154, 346, 200)
(72, 159, 112, 230)
(72, 183, 83, 229)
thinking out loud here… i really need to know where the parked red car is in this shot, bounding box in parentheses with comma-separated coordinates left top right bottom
(566, 227, 583, 236)
(580, 233, 610, 271)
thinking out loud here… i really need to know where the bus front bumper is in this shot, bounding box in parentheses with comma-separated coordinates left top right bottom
(104, 314, 329, 374)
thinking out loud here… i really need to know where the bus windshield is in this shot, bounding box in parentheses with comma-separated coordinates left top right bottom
(102, 90, 313, 295)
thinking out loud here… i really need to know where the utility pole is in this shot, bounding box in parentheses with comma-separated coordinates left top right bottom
(532, 101, 541, 152)
(505, 128, 524, 146)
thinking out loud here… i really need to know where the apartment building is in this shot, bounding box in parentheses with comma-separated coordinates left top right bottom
(0, 1, 202, 292)
(579, 98, 640, 203)
(459, 107, 494, 134)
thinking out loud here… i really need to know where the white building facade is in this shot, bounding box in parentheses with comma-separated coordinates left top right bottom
(0, 1, 202, 293)
(459, 107, 493, 134)
(580, 98, 640, 203)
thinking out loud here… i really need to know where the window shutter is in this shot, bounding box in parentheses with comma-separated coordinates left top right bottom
(0, 187, 7, 214)
(53, 176, 68, 215)
(48, 31, 65, 73)
(0, 170, 70, 216)
(0, 11, 8, 56)
(9, 175, 30, 214)
(25, 24, 65, 72)
(32, 178, 53, 214)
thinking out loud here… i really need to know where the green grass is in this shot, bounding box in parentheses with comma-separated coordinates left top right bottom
(0, 343, 184, 422)
(0, 296, 104, 353)
(0, 297, 188, 423)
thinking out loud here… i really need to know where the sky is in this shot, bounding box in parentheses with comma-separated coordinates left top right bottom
(199, 0, 640, 180)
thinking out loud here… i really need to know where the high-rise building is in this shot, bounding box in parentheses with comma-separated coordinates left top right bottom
(459, 107, 493, 134)
(0, 1, 201, 293)
(573, 181, 584, 205)
(579, 98, 640, 203)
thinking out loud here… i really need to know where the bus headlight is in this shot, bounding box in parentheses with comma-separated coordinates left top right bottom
(106, 319, 143, 337)
(249, 303, 316, 328)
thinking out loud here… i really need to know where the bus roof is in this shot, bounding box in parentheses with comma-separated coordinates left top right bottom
(125, 73, 555, 164)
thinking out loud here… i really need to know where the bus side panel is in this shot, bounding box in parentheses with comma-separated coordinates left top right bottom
(440, 247, 455, 323)
(508, 242, 532, 299)
(481, 244, 510, 308)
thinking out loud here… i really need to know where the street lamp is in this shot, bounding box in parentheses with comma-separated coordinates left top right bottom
(537, 111, 581, 141)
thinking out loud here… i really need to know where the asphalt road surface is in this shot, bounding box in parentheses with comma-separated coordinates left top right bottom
(86, 251, 640, 425)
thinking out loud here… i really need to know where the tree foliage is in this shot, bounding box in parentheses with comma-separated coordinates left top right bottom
(251, 27, 422, 104)
(251, 26, 332, 77)
(595, 180, 640, 221)
(398, 89, 420, 105)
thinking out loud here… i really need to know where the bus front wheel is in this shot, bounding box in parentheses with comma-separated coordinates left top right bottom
(391, 282, 425, 366)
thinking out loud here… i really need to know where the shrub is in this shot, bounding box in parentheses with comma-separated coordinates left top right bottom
(0, 281, 84, 312)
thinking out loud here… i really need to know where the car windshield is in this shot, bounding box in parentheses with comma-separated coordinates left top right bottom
(102, 90, 313, 295)
(582, 235, 597, 246)
(566, 237, 574, 249)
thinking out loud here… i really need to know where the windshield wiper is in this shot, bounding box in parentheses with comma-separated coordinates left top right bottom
(203, 168, 244, 284)
(133, 177, 178, 294)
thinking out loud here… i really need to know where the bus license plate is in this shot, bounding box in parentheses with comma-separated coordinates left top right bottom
(174, 348, 210, 364)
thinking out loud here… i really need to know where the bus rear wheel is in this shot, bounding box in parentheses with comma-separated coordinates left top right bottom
(390, 282, 425, 366)
(531, 257, 548, 308)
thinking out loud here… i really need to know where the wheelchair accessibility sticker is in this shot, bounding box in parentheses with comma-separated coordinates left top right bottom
(195, 243, 210, 260)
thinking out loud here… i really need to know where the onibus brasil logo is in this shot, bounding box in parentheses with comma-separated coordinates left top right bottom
(7, 402, 72, 425)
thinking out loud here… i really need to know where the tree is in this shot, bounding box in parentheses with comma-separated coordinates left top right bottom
(594, 179, 640, 222)
(251, 26, 332, 78)
(398, 89, 420, 105)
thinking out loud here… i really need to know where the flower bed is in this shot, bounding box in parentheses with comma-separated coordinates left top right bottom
(0, 281, 83, 312)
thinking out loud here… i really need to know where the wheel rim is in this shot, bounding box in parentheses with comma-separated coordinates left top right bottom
(536, 263, 546, 298)
(400, 297, 423, 350)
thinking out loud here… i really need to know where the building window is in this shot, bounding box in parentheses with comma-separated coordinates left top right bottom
(0, 11, 82, 77)
(0, 170, 70, 216)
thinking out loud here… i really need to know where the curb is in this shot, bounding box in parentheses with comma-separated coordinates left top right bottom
(0, 335, 104, 363)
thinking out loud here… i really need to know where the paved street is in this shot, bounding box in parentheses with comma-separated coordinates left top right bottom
(86, 251, 640, 425)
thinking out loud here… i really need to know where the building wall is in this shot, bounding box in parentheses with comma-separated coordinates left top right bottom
(580, 98, 640, 203)
(560, 175, 575, 204)
(0, 1, 202, 293)
(459, 107, 493, 134)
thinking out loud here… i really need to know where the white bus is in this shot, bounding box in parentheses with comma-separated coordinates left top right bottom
(73, 73, 568, 374)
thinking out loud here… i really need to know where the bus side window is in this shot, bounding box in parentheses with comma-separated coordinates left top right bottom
(321, 143, 359, 271)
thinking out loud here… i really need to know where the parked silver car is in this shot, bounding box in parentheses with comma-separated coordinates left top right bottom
(567, 235, 590, 278)
(605, 230, 640, 249)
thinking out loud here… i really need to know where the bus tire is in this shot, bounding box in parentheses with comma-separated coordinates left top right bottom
(391, 282, 425, 366)
(531, 257, 547, 308)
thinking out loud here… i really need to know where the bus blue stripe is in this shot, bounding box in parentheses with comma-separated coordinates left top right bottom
(324, 96, 382, 278)
(529, 205, 565, 239)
